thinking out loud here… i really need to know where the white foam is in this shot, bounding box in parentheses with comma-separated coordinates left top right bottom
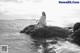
(48, 41, 80, 53)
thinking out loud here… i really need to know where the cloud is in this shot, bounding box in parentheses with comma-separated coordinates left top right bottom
(0, 0, 80, 23)
(28, 0, 42, 2)
(0, 11, 12, 19)
(0, 0, 19, 2)
(0, 8, 40, 20)
(20, 0, 42, 3)
(0, 0, 41, 3)
(0, 0, 42, 20)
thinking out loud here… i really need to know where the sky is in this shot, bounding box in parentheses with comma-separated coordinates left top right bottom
(0, 0, 80, 27)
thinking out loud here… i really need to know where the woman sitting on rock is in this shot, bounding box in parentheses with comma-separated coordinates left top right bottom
(35, 11, 47, 28)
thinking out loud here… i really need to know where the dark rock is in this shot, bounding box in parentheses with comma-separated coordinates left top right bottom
(73, 22, 80, 32)
(20, 25, 35, 34)
(71, 29, 80, 46)
(20, 25, 72, 40)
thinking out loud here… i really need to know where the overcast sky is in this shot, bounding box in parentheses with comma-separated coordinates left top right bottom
(0, 0, 80, 26)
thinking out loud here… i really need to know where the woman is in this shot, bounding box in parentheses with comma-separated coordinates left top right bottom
(36, 11, 47, 28)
